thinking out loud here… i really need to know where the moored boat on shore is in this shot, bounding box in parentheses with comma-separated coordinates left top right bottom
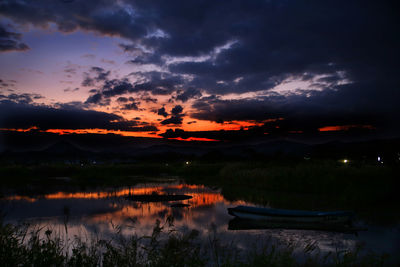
(228, 205, 354, 224)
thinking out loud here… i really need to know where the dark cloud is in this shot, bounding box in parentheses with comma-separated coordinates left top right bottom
(127, 125, 158, 132)
(0, 24, 29, 52)
(63, 87, 79, 92)
(119, 43, 142, 53)
(160, 0, 400, 104)
(0, 78, 17, 89)
(159, 122, 377, 142)
(171, 105, 183, 115)
(0, 101, 157, 132)
(141, 95, 157, 103)
(116, 97, 129, 103)
(84, 78, 134, 104)
(191, 96, 282, 122)
(160, 105, 184, 125)
(54, 101, 87, 110)
(159, 128, 273, 141)
(125, 52, 164, 65)
(189, 82, 400, 136)
(176, 88, 202, 102)
(90, 67, 110, 82)
(85, 93, 103, 105)
(0, 92, 44, 105)
(129, 71, 184, 95)
(0, 1, 149, 40)
(84, 71, 184, 106)
(116, 96, 140, 110)
(160, 116, 183, 125)
(81, 76, 95, 87)
(157, 107, 168, 117)
(120, 102, 140, 111)
(102, 79, 134, 97)
(82, 66, 111, 87)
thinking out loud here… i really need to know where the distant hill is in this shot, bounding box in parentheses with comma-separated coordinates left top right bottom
(41, 141, 90, 156)
(1, 130, 399, 163)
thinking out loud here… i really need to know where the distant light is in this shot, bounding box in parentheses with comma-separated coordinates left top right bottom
(343, 159, 348, 163)
(378, 156, 381, 161)
(185, 161, 190, 165)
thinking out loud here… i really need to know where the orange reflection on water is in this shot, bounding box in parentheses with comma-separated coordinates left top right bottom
(42, 186, 172, 200)
(87, 188, 228, 225)
(5, 195, 37, 202)
(3, 183, 248, 237)
(4, 184, 225, 207)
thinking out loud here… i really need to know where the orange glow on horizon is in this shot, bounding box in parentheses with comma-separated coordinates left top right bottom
(45, 128, 161, 138)
(0, 117, 285, 140)
(0, 126, 39, 132)
(318, 125, 375, 132)
(0, 127, 161, 138)
(1, 118, 283, 140)
(182, 118, 284, 132)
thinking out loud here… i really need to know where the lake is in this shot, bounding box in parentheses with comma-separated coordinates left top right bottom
(1, 180, 399, 263)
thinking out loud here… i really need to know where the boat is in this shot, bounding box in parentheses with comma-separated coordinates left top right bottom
(227, 205, 354, 224)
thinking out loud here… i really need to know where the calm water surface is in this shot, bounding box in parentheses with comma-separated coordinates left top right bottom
(1, 181, 399, 262)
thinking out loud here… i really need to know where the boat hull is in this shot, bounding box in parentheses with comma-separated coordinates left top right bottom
(228, 206, 353, 224)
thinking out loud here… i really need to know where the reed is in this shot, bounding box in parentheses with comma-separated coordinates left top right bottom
(0, 217, 389, 267)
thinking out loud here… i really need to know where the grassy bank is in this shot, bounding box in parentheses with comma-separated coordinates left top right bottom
(0, 218, 389, 267)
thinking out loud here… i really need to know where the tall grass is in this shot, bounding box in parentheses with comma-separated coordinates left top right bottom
(0, 217, 389, 267)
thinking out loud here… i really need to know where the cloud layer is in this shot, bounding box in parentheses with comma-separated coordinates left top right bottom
(0, 24, 29, 52)
(0, 97, 157, 132)
(1, 0, 399, 139)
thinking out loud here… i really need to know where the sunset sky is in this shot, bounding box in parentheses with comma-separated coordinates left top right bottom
(1, 0, 399, 141)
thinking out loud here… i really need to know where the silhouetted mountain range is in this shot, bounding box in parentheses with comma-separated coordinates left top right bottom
(1, 130, 399, 163)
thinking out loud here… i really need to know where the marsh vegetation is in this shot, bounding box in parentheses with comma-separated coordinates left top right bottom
(0, 216, 389, 267)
